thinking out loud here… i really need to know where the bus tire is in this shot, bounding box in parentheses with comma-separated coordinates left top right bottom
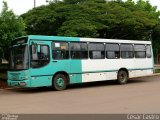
(52, 74, 67, 91)
(117, 70, 128, 84)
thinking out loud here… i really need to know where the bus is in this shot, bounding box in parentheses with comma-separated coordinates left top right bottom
(8, 35, 154, 90)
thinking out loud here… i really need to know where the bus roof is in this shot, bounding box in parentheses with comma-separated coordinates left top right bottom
(23, 35, 152, 44)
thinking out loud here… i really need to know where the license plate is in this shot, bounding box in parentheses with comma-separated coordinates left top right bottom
(11, 82, 19, 86)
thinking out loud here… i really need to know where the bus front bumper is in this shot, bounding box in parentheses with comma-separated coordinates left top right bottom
(7, 79, 31, 88)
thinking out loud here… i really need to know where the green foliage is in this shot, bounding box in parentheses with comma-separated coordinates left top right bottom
(0, 47, 3, 59)
(22, 0, 160, 53)
(22, 5, 57, 35)
(0, 1, 26, 60)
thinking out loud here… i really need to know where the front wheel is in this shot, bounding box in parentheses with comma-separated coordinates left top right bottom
(52, 74, 67, 91)
(117, 70, 128, 84)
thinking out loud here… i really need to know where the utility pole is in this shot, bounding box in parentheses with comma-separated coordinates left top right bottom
(46, 0, 51, 3)
(46, 0, 54, 3)
(34, 0, 36, 8)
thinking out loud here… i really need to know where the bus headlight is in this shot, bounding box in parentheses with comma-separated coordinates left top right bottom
(20, 82, 26, 86)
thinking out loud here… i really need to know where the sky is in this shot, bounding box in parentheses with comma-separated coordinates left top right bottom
(0, 0, 48, 15)
(0, 0, 160, 15)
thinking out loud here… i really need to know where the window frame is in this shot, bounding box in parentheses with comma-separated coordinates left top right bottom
(70, 42, 88, 59)
(105, 43, 120, 59)
(120, 43, 134, 59)
(88, 42, 105, 59)
(134, 44, 146, 58)
(146, 44, 152, 58)
(52, 41, 69, 60)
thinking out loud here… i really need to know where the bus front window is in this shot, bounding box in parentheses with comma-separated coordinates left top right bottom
(10, 45, 29, 70)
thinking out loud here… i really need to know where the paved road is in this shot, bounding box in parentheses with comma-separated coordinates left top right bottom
(0, 75, 160, 114)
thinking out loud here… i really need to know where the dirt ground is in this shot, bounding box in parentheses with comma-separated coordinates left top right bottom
(0, 75, 160, 114)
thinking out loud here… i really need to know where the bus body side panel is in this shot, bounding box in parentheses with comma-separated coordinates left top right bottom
(133, 58, 153, 77)
(30, 60, 73, 87)
(68, 38, 83, 84)
(29, 36, 83, 86)
(81, 59, 118, 82)
(133, 45, 153, 77)
(69, 60, 82, 84)
(81, 59, 136, 82)
(80, 38, 153, 83)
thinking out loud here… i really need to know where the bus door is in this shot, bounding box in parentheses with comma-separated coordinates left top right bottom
(29, 40, 53, 87)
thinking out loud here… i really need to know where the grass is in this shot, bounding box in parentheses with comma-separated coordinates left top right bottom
(155, 69, 160, 73)
(0, 63, 8, 80)
(0, 63, 8, 70)
(0, 73, 7, 80)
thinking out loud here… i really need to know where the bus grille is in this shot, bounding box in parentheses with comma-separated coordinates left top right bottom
(10, 73, 20, 80)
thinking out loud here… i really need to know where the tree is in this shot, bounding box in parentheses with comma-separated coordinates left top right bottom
(21, 0, 160, 63)
(22, 0, 160, 60)
(22, 0, 160, 39)
(0, 1, 26, 60)
(22, 0, 107, 37)
(22, 5, 59, 35)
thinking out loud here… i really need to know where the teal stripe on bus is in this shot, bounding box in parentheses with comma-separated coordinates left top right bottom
(30, 67, 153, 77)
(28, 35, 80, 42)
(70, 67, 153, 75)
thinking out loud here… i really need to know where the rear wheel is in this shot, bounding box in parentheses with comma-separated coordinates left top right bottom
(52, 74, 67, 91)
(117, 70, 128, 84)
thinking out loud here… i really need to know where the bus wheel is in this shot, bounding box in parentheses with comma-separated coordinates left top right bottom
(117, 70, 128, 84)
(53, 74, 67, 91)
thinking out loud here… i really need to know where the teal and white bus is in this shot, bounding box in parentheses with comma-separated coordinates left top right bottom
(8, 35, 154, 90)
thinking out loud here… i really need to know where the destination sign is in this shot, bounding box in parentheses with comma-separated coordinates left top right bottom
(11, 37, 28, 45)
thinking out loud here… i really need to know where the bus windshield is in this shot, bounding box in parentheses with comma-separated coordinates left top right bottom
(10, 45, 29, 70)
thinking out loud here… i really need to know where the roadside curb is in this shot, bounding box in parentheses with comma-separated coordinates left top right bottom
(129, 73, 160, 79)
(0, 88, 14, 91)
(147, 73, 160, 77)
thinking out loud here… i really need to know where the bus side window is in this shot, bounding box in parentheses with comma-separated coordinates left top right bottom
(106, 43, 120, 59)
(52, 42, 69, 59)
(89, 43, 105, 59)
(70, 42, 88, 59)
(121, 44, 134, 58)
(134, 44, 146, 58)
(146, 45, 152, 58)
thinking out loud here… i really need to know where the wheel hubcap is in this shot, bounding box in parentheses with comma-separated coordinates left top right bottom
(56, 78, 64, 88)
(120, 73, 126, 81)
